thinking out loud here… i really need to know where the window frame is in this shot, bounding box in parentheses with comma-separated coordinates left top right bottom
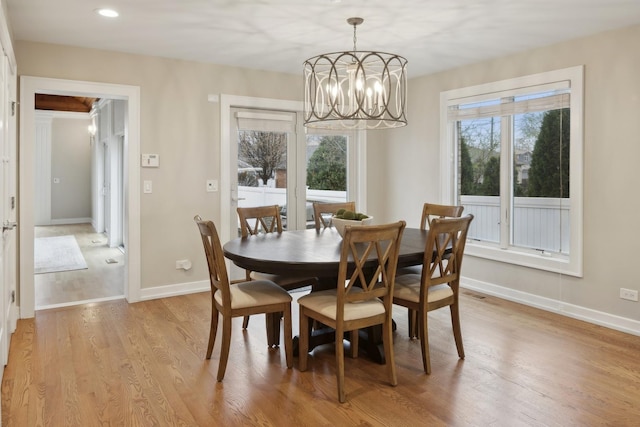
(439, 66, 584, 277)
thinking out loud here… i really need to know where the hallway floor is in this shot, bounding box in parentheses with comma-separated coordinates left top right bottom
(34, 223, 124, 308)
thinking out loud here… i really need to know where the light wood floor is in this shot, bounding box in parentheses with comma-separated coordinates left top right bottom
(34, 224, 124, 308)
(2, 290, 639, 426)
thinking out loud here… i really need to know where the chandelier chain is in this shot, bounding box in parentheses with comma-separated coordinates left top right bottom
(353, 22, 357, 53)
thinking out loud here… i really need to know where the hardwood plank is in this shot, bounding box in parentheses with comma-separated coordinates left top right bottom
(3, 291, 640, 426)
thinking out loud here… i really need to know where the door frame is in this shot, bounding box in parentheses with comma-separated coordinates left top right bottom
(19, 76, 141, 318)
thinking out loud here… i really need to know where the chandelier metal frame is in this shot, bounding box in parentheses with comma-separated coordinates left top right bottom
(303, 17, 408, 130)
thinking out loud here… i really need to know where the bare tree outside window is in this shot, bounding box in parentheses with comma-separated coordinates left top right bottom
(238, 130, 287, 186)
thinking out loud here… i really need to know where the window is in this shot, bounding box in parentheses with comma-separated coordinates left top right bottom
(440, 66, 583, 276)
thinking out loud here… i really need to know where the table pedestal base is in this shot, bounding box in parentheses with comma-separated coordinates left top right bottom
(292, 322, 395, 365)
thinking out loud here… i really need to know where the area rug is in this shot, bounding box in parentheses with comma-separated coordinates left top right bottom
(34, 235, 88, 274)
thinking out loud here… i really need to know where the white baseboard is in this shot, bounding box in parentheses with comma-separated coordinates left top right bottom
(129, 276, 640, 338)
(27, 281, 208, 312)
(139, 280, 210, 301)
(462, 277, 640, 337)
(49, 217, 92, 225)
(35, 294, 125, 311)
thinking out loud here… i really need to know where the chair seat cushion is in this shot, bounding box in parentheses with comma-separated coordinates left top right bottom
(214, 280, 292, 309)
(393, 274, 453, 303)
(250, 271, 316, 289)
(297, 289, 385, 321)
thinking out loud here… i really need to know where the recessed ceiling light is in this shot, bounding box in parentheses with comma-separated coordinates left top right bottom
(95, 8, 119, 18)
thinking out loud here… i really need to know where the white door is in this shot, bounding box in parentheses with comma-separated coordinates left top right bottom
(116, 135, 125, 248)
(227, 108, 302, 280)
(0, 52, 17, 368)
(103, 141, 111, 236)
(230, 108, 300, 229)
(219, 96, 367, 282)
(102, 102, 125, 248)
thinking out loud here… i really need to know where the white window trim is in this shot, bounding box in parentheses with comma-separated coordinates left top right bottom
(439, 66, 584, 277)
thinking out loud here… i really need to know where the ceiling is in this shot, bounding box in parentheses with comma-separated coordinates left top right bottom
(6, 0, 640, 78)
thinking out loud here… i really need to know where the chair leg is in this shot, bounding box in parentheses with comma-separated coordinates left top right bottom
(299, 311, 310, 371)
(283, 305, 293, 369)
(418, 310, 431, 374)
(266, 312, 282, 347)
(349, 330, 359, 358)
(408, 309, 418, 339)
(335, 324, 346, 403)
(242, 273, 252, 329)
(206, 304, 219, 359)
(217, 316, 233, 381)
(383, 316, 397, 387)
(450, 303, 465, 359)
(274, 311, 283, 347)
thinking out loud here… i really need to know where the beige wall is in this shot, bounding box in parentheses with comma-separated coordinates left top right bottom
(15, 22, 640, 331)
(373, 24, 640, 328)
(51, 117, 91, 221)
(15, 41, 302, 289)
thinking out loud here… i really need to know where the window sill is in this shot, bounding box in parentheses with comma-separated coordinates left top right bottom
(466, 241, 582, 277)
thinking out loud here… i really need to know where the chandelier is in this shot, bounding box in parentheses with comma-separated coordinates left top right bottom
(303, 17, 408, 130)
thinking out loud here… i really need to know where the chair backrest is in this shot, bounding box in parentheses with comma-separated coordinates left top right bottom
(422, 215, 473, 292)
(420, 203, 464, 230)
(312, 201, 357, 231)
(336, 221, 406, 314)
(237, 205, 283, 237)
(194, 215, 231, 307)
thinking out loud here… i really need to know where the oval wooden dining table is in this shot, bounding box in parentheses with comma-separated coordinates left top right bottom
(223, 226, 429, 364)
(223, 227, 428, 279)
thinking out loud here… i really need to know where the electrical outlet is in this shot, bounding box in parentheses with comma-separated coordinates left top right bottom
(175, 259, 192, 270)
(206, 179, 218, 192)
(620, 288, 639, 302)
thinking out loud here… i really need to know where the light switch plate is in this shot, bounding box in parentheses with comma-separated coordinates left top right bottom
(143, 180, 152, 193)
(141, 153, 160, 167)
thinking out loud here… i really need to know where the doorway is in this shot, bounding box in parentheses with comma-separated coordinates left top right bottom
(19, 76, 141, 318)
(32, 102, 125, 309)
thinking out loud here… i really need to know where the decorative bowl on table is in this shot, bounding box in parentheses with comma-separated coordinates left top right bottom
(331, 212, 374, 237)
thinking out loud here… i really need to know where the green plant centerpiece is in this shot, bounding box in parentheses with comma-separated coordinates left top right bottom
(331, 209, 373, 237)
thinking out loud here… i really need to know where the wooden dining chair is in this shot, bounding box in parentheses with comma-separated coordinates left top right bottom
(397, 202, 464, 276)
(236, 205, 319, 343)
(312, 201, 356, 231)
(396, 203, 464, 337)
(193, 215, 293, 381)
(298, 220, 406, 403)
(420, 203, 464, 230)
(393, 214, 473, 374)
